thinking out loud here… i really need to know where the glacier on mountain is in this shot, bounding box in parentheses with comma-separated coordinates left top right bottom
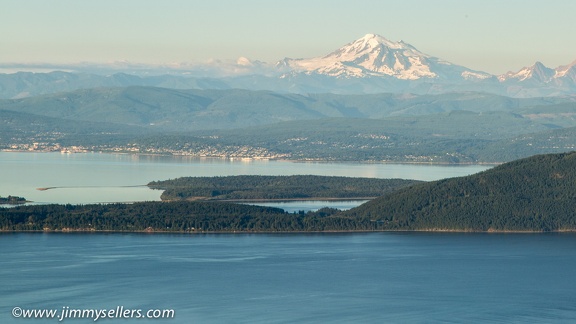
(276, 34, 490, 81)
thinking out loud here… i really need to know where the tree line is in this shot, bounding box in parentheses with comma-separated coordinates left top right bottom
(0, 201, 378, 232)
(148, 175, 420, 201)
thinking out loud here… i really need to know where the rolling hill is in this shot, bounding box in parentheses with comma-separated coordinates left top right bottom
(0, 86, 573, 131)
(345, 152, 576, 231)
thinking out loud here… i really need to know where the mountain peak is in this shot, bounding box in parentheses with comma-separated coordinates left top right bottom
(499, 61, 555, 83)
(236, 57, 254, 66)
(362, 33, 378, 39)
(349, 33, 411, 51)
(358, 33, 390, 43)
(281, 34, 438, 79)
(555, 59, 576, 79)
(278, 34, 490, 81)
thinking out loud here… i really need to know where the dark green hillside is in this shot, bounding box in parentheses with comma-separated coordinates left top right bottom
(345, 152, 576, 231)
(148, 175, 420, 201)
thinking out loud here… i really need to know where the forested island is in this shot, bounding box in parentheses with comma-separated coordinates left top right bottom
(148, 175, 420, 201)
(3, 152, 576, 232)
(0, 196, 26, 205)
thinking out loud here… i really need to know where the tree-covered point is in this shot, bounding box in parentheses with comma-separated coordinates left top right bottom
(345, 152, 576, 232)
(0, 201, 376, 232)
(0, 196, 27, 205)
(148, 175, 421, 201)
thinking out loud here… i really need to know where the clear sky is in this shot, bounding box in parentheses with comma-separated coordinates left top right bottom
(2, 0, 575, 74)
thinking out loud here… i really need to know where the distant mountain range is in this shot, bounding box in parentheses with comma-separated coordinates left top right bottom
(1, 34, 575, 98)
(2, 87, 573, 131)
(2, 85, 576, 163)
(3, 34, 576, 164)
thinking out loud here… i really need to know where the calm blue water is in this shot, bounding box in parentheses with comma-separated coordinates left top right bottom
(243, 200, 370, 212)
(2, 232, 576, 323)
(0, 152, 489, 207)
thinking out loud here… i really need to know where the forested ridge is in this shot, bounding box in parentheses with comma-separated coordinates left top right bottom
(346, 152, 576, 231)
(148, 175, 420, 201)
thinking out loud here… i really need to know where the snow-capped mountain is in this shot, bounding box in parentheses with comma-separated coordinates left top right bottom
(499, 61, 556, 83)
(499, 60, 576, 85)
(555, 60, 576, 81)
(277, 34, 492, 81)
(2, 33, 576, 98)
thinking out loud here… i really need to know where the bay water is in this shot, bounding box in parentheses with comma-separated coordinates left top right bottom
(2, 232, 576, 323)
(6, 152, 569, 322)
(0, 152, 488, 207)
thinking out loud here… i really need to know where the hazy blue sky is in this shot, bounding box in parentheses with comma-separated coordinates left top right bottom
(2, 0, 575, 74)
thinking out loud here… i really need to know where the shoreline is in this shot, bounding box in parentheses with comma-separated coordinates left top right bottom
(1, 229, 574, 234)
(0, 149, 502, 166)
(168, 197, 375, 203)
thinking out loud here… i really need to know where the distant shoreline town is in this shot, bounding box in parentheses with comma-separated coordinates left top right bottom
(0, 144, 495, 165)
